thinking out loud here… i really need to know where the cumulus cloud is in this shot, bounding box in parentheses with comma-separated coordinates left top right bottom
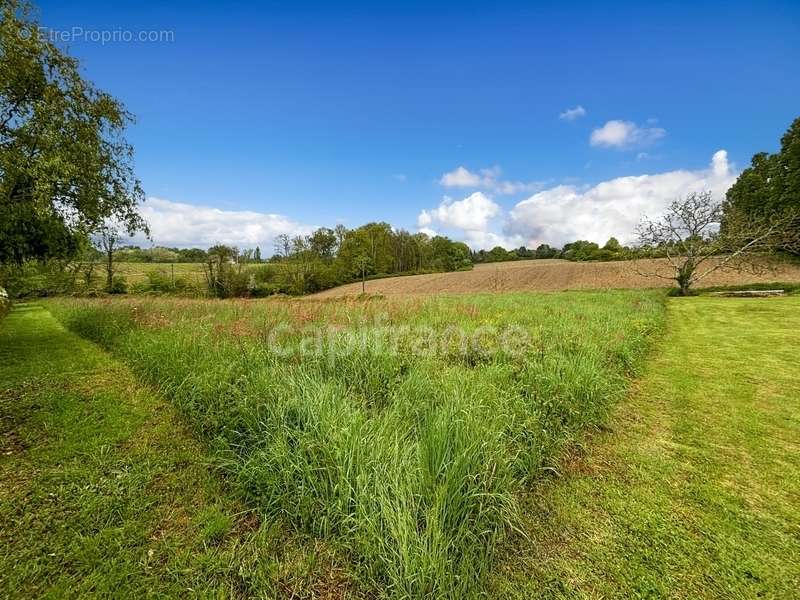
(590, 119, 666, 149)
(559, 105, 587, 121)
(439, 165, 544, 195)
(416, 192, 522, 249)
(506, 150, 737, 247)
(440, 166, 488, 188)
(134, 197, 313, 248)
(461, 229, 518, 250)
(417, 192, 500, 231)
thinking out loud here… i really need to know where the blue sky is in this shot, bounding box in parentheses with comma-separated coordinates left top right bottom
(35, 0, 800, 249)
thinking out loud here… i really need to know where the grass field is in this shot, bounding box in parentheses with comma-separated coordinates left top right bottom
(114, 261, 207, 285)
(312, 257, 800, 297)
(492, 297, 800, 598)
(0, 304, 341, 597)
(44, 291, 664, 597)
(3, 293, 798, 598)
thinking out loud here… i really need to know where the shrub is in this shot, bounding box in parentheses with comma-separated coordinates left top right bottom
(0, 261, 79, 297)
(205, 261, 252, 298)
(108, 275, 128, 294)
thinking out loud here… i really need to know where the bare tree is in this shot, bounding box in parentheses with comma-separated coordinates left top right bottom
(634, 191, 795, 295)
(96, 225, 121, 292)
(274, 234, 292, 259)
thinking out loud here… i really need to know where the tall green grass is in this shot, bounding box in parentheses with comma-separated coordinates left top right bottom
(48, 291, 665, 598)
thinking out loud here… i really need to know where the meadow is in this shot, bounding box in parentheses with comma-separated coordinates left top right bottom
(114, 261, 207, 285)
(45, 291, 665, 598)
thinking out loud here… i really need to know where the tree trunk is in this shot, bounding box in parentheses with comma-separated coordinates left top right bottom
(676, 260, 695, 296)
(106, 250, 113, 291)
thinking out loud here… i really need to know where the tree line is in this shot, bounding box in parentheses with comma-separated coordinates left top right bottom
(201, 223, 471, 297)
(471, 237, 633, 264)
(0, 1, 797, 299)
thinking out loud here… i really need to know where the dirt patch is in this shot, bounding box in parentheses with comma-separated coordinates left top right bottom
(311, 258, 800, 298)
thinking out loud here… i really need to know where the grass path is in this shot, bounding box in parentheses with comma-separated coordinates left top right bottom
(493, 297, 800, 598)
(0, 304, 336, 598)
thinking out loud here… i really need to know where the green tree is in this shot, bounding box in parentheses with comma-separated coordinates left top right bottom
(0, 0, 147, 264)
(534, 244, 559, 259)
(724, 117, 800, 253)
(177, 248, 207, 262)
(562, 240, 600, 261)
(603, 237, 622, 253)
(308, 227, 337, 259)
(486, 246, 511, 263)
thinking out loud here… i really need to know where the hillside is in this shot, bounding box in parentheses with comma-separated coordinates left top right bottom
(312, 258, 800, 297)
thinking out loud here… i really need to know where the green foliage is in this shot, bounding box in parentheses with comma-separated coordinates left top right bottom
(534, 244, 559, 259)
(50, 290, 665, 598)
(116, 246, 208, 263)
(203, 247, 252, 298)
(725, 116, 800, 253)
(307, 227, 337, 258)
(561, 240, 600, 261)
(243, 224, 476, 297)
(472, 239, 631, 264)
(0, 259, 82, 297)
(0, 0, 146, 264)
(561, 238, 631, 262)
(108, 275, 127, 294)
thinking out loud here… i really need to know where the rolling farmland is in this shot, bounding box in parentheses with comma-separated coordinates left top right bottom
(313, 258, 800, 297)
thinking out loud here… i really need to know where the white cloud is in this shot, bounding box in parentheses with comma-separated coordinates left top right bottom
(461, 229, 518, 250)
(417, 192, 500, 231)
(133, 151, 738, 257)
(134, 197, 313, 249)
(506, 150, 737, 247)
(418, 226, 439, 238)
(711, 150, 729, 177)
(439, 165, 544, 195)
(416, 192, 522, 250)
(440, 166, 487, 188)
(590, 119, 666, 149)
(559, 105, 586, 121)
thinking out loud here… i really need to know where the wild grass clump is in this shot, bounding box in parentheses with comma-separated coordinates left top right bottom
(48, 291, 665, 598)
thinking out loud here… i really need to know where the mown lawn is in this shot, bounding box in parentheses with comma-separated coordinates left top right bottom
(492, 297, 800, 598)
(0, 304, 354, 598)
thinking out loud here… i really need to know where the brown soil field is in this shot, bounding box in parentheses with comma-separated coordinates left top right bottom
(312, 258, 800, 298)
